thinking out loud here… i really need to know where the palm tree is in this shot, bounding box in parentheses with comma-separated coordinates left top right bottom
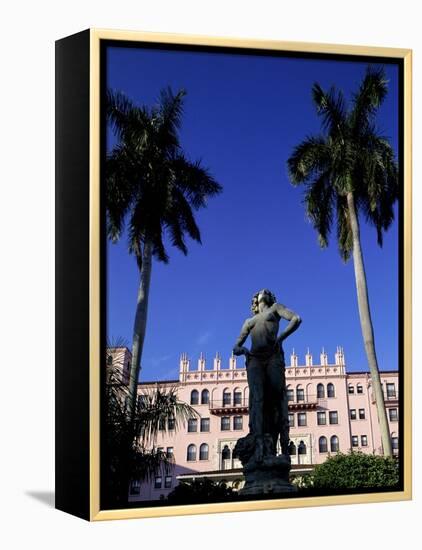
(104, 346, 197, 507)
(106, 87, 222, 413)
(287, 67, 398, 456)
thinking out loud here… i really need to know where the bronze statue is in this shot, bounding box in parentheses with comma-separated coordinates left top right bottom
(233, 289, 301, 465)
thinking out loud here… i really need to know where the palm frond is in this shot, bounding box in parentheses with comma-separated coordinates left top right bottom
(105, 148, 135, 242)
(155, 87, 186, 154)
(336, 195, 353, 261)
(350, 66, 388, 133)
(304, 172, 334, 248)
(171, 154, 222, 209)
(354, 133, 398, 245)
(312, 83, 347, 137)
(166, 215, 189, 255)
(135, 385, 198, 447)
(106, 90, 137, 137)
(166, 188, 202, 245)
(287, 136, 329, 184)
(108, 90, 151, 150)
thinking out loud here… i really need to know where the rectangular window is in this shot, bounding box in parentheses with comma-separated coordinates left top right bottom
(154, 476, 162, 489)
(359, 408, 365, 420)
(233, 392, 242, 405)
(221, 416, 230, 431)
(168, 417, 175, 430)
(187, 418, 198, 432)
(392, 436, 399, 450)
(386, 383, 396, 398)
(157, 446, 164, 454)
(233, 416, 243, 430)
(389, 408, 398, 421)
(298, 413, 307, 427)
(351, 435, 359, 447)
(329, 411, 338, 424)
(166, 447, 174, 458)
(317, 411, 326, 425)
(164, 476, 172, 489)
(223, 392, 231, 406)
(200, 417, 210, 432)
(130, 480, 141, 495)
(350, 409, 357, 420)
(348, 385, 354, 394)
(288, 413, 295, 427)
(158, 418, 166, 430)
(357, 385, 363, 394)
(361, 435, 368, 447)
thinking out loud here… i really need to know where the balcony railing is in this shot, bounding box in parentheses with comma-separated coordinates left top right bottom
(371, 392, 399, 405)
(287, 394, 320, 410)
(209, 395, 323, 414)
(209, 399, 249, 414)
(385, 393, 398, 400)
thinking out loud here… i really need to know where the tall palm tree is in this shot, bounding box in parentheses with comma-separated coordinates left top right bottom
(106, 87, 222, 413)
(104, 348, 198, 506)
(287, 67, 398, 456)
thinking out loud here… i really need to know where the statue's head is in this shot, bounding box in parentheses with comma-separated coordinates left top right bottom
(251, 289, 277, 315)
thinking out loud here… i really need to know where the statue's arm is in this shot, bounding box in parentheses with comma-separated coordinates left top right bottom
(233, 319, 251, 357)
(275, 304, 302, 343)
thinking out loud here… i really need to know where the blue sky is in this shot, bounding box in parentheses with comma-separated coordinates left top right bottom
(105, 45, 400, 381)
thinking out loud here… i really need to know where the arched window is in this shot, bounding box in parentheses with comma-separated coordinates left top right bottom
(288, 441, 297, 456)
(317, 383, 325, 399)
(287, 386, 294, 402)
(199, 443, 209, 460)
(223, 388, 231, 406)
(201, 389, 209, 405)
(187, 444, 196, 461)
(330, 435, 339, 452)
(327, 383, 335, 398)
(348, 384, 355, 394)
(298, 441, 307, 455)
(107, 355, 113, 366)
(296, 385, 305, 402)
(319, 436, 328, 453)
(222, 445, 231, 460)
(233, 388, 242, 405)
(190, 390, 199, 405)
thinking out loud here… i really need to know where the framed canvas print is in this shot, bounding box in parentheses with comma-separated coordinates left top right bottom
(55, 29, 412, 521)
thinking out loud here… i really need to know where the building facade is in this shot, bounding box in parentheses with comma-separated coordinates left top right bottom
(112, 348, 399, 502)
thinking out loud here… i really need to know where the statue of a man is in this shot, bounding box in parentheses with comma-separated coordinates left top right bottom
(233, 289, 301, 462)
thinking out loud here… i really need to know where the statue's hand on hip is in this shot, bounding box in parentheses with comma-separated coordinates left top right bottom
(233, 345, 250, 357)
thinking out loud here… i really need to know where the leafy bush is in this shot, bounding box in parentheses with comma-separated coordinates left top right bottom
(308, 452, 399, 490)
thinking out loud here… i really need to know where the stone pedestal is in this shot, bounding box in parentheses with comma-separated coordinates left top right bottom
(234, 433, 297, 496)
(241, 453, 297, 495)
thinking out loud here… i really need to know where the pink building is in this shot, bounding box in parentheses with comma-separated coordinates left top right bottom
(114, 348, 399, 502)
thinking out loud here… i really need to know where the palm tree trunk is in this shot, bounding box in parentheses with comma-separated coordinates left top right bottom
(128, 240, 153, 414)
(346, 192, 393, 457)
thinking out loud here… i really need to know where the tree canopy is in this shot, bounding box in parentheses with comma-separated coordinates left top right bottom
(288, 66, 398, 260)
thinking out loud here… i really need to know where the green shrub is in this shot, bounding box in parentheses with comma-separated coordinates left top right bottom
(309, 452, 399, 490)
